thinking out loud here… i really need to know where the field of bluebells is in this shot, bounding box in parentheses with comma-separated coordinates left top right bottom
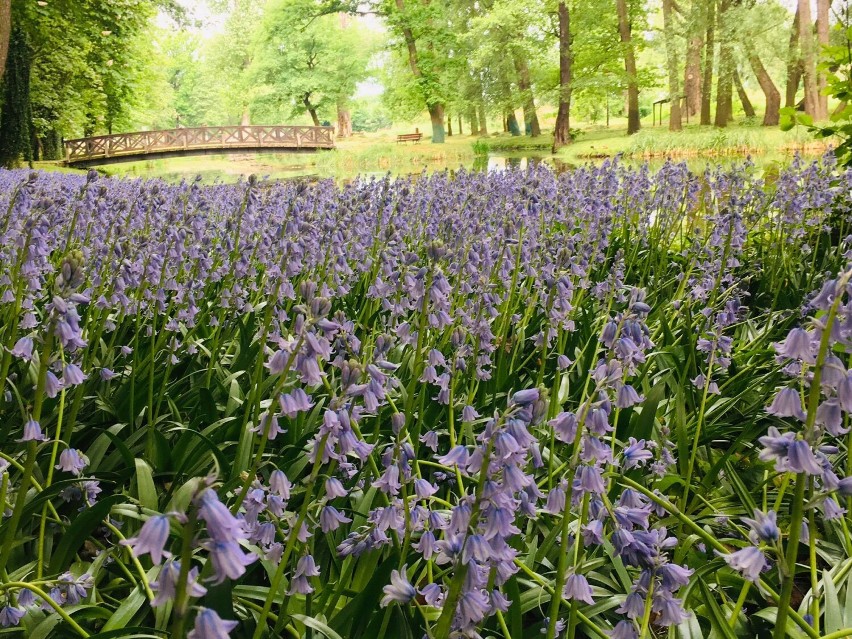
(3, 157, 852, 639)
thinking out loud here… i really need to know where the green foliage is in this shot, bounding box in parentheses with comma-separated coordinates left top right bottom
(250, 0, 375, 125)
(796, 10, 852, 166)
(0, 26, 32, 167)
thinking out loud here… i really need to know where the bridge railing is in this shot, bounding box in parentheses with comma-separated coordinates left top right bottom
(63, 125, 335, 162)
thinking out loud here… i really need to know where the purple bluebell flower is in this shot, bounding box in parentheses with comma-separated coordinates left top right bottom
(122, 515, 171, 564)
(609, 620, 639, 639)
(767, 387, 806, 421)
(204, 540, 257, 584)
(562, 572, 594, 604)
(9, 337, 33, 360)
(742, 510, 779, 543)
(0, 606, 24, 627)
(18, 419, 47, 442)
(437, 445, 469, 467)
(44, 371, 61, 398)
(320, 506, 352, 532)
(269, 470, 291, 498)
(55, 448, 88, 476)
(187, 608, 238, 639)
(721, 546, 767, 582)
(380, 565, 417, 606)
(622, 438, 653, 470)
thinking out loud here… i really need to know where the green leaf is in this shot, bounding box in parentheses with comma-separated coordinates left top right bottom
(824, 568, 843, 633)
(48, 494, 125, 575)
(101, 586, 149, 631)
(134, 458, 158, 511)
(292, 613, 345, 639)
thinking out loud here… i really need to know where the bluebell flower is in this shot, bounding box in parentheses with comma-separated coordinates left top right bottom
(437, 445, 469, 467)
(151, 561, 207, 607)
(609, 620, 639, 639)
(187, 607, 238, 639)
(775, 327, 814, 361)
(197, 489, 244, 542)
(16, 588, 36, 608)
(651, 590, 690, 625)
(269, 470, 291, 498)
(122, 515, 171, 564)
(616, 591, 645, 619)
(380, 565, 417, 606)
(622, 438, 653, 470)
(741, 510, 779, 543)
(18, 419, 47, 442)
(9, 337, 33, 360)
(457, 589, 490, 626)
(320, 506, 352, 532)
(55, 448, 88, 476)
(0, 606, 24, 627)
(562, 572, 594, 604)
(204, 540, 257, 584)
(721, 546, 767, 582)
(823, 496, 846, 520)
(767, 387, 806, 421)
(785, 440, 823, 475)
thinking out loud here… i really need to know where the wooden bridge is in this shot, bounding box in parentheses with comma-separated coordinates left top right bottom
(63, 125, 335, 167)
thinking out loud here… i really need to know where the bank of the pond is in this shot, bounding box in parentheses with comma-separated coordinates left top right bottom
(36, 122, 833, 183)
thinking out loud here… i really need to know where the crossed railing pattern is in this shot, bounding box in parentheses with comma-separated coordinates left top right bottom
(64, 125, 335, 162)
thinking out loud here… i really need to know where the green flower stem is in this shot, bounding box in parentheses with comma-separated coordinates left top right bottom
(512, 560, 608, 639)
(232, 333, 305, 514)
(0, 330, 55, 577)
(102, 520, 155, 601)
(0, 582, 90, 637)
(37, 347, 67, 579)
(170, 506, 199, 639)
(637, 577, 655, 639)
(775, 277, 845, 639)
(619, 476, 819, 639)
(252, 435, 328, 639)
(728, 579, 750, 628)
(681, 351, 716, 507)
(433, 440, 495, 639)
(808, 480, 819, 635)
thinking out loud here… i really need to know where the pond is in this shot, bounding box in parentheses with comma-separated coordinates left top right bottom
(95, 147, 825, 184)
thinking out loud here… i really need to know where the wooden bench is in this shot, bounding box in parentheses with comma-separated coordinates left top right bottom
(396, 132, 423, 144)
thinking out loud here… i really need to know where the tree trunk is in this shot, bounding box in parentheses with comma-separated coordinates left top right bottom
(429, 104, 446, 143)
(662, 0, 682, 131)
(241, 105, 251, 126)
(303, 96, 320, 126)
(0, 25, 31, 167)
(701, 0, 716, 124)
(395, 0, 445, 143)
(683, 1, 704, 118)
(447, 113, 453, 136)
(786, 6, 802, 108)
(513, 54, 541, 136)
(553, 0, 573, 149)
(732, 66, 755, 117)
(336, 98, 352, 138)
(458, 114, 462, 135)
(507, 110, 520, 136)
(714, 0, 733, 127)
(816, 0, 829, 118)
(0, 0, 10, 84)
(616, 0, 641, 134)
(478, 102, 488, 135)
(468, 108, 479, 135)
(747, 50, 781, 125)
(798, 0, 820, 118)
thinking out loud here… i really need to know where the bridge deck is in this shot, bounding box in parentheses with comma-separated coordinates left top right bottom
(64, 125, 335, 166)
